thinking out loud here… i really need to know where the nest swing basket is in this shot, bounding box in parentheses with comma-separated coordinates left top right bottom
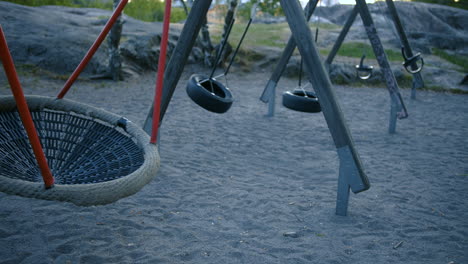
(0, 95, 160, 206)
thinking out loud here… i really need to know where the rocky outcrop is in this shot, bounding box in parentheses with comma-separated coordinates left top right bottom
(0, 1, 184, 77)
(316, 2, 468, 54)
(0, 1, 466, 90)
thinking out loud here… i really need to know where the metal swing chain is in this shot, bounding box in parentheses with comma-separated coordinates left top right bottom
(298, 57, 310, 97)
(207, 18, 236, 93)
(376, 0, 423, 73)
(200, 18, 252, 92)
(296, 12, 320, 97)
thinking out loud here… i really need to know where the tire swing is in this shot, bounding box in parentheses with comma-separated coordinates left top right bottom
(282, 57, 321, 113)
(282, 25, 321, 114)
(186, 74, 233, 113)
(0, 0, 170, 206)
(187, 18, 252, 114)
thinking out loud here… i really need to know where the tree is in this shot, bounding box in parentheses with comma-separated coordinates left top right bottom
(251, 0, 283, 16)
(92, 0, 123, 80)
(214, 0, 238, 67)
(107, 0, 123, 81)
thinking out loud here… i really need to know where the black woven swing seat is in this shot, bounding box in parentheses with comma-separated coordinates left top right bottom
(0, 95, 160, 206)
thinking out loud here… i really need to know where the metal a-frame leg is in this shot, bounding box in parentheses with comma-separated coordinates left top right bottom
(143, 0, 213, 134)
(355, 0, 408, 134)
(259, 0, 319, 117)
(385, 0, 424, 100)
(280, 0, 370, 216)
(325, 5, 359, 68)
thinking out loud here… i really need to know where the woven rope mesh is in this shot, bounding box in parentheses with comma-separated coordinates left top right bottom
(0, 108, 144, 185)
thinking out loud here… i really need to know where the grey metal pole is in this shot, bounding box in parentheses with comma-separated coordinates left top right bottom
(280, 0, 370, 216)
(143, 0, 213, 134)
(355, 0, 408, 134)
(259, 0, 319, 117)
(324, 5, 358, 67)
(384, 0, 424, 100)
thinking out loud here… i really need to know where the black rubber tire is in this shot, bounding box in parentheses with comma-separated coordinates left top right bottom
(186, 74, 233, 113)
(282, 90, 321, 113)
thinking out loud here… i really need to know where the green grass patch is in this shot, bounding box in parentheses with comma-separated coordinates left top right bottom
(211, 23, 290, 49)
(325, 42, 402, 61)
(432, 48, 468, 72)
(210, 22, 341, 49)
(4, 0, 186, 22)
(16, 64, 72, 81)
(125, 0, 186, 23)
(309, 22, 342, 31)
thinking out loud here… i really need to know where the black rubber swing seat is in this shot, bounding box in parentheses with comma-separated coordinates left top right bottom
(401, 47, 424, 74)
(0, 95, 160, 206)
(282, 90, 321, 113)
(186, 74, 233, 113)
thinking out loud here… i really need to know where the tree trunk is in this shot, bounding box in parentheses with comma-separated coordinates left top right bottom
(199, 17, 214, 67)
(108, 0, 123, 81)
(216, 0, 238, 67)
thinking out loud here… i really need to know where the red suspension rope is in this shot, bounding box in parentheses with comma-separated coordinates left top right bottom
(150, 0, 172, 144)
(0, 26, 55, 188)
(57, 0, 129, 99)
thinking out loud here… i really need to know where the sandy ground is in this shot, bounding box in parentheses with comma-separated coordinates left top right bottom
(0, 66, 467, 263)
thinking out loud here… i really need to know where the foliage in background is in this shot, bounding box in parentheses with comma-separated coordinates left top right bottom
(411, 0, 468, 10)
(3, 0, 187, 22)
(237, 0, 283, 21)
(236, 3, 253, 22)
(253, 0, 283, 16)
(3, 0, 112, 9)
(125, 0, 186, 23)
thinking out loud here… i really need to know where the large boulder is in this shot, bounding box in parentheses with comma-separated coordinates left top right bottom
(317, 2, 468, 54)
(0, 2, 185, 76)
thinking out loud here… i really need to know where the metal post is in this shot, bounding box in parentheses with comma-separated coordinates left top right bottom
(355, 0, 408, 134)
(259, 0, 319, 117)
(280, 0, 370, 216)
(325, 5, 359, 67)
(384, 0, 424, 100)
(143, 0, 213, 134)
(150, 0, 172, 144)
(0, 26, 54, 188)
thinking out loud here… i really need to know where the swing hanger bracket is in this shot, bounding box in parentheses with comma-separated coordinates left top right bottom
(401, 47, 424, 74)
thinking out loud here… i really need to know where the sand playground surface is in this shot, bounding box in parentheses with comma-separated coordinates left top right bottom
(0, 67, 467, 263)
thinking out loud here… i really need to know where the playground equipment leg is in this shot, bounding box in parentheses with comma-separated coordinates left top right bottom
(385, 0, 424, 100)
(259, 0, 319, 117)
(336, 146, 365, 216)
(144, 0, 213, 134)
(280, 0, 370, 216)
(266, 81, 276, 117)
(355, 0, 407, 134)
